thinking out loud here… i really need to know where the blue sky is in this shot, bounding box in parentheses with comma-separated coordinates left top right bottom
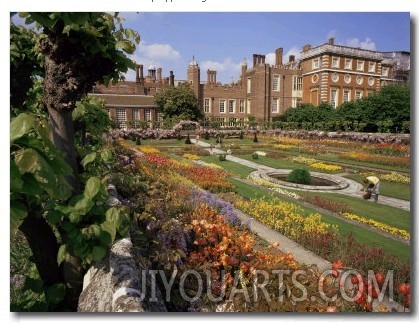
(119, 12, 411, 84)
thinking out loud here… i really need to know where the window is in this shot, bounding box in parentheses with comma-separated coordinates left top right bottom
(219, 100, 226, 113)
(144, 109, 151, 121)
(247, 78, 251, 94)
(355, 91, 362, 100)
(343, 90, 350, 103)
(357, 60, 364, 71)
(332, 57, 339, 68)
(132, 108, 140, 121)
(330, 89, 338, 109)
(239, 100, 245, 113)
(247, 99, 251, 113)
(228, 100, 236, 113)
(228, 118, 237, 127)
(293, 76, 303, 90)
(368, 62, 376, 72)
(116, 108, 127, 129)
(272, 98, 279, 113)
(356, 76, 363, 85)
(156, 112, 164, 122)
(382, 67, 389, 77)
(331, 73, 339, 83)
(368, 77, 375, 86)
(344, 59, 352, 70)
(272, 75, 280, 91)
(312, 58, 320, 69)
(204, 98, 211, 113)
(311, 74, 319, 83)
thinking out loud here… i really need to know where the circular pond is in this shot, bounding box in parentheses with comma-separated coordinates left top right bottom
(270, 174, 337, 187)
(259, 170, 349, 191)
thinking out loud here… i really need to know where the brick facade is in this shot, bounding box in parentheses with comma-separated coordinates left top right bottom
(89, 38, 409, 129)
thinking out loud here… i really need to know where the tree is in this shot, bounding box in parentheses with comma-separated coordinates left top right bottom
(10, 12, 140, 310)
(154, 82, 204, 121)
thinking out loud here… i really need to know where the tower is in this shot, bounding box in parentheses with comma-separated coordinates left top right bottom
(187, 56, 201, 102)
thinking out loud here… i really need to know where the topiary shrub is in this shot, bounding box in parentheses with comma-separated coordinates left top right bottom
(203, 132, 210, 140)
(136, 137, 141, 145)
(253, 133, 258, 143)
(252, 152, 259, 159)
(286, 169, 311, 184)
(219, 154, 226, 161)
(185, 134, 192, 144)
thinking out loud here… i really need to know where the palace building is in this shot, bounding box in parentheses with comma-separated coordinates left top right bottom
(90, 38, 409, 129)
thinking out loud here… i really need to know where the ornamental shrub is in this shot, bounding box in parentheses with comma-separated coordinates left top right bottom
(252, 152, 259, 159)
(286, 169, 311, 184)
(219, 154, 227, 161)
(185, 134, 192, 144)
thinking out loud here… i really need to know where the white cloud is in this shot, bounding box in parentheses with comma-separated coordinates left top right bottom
(346, 37, 377, 51)
(138, 42, 181, 61)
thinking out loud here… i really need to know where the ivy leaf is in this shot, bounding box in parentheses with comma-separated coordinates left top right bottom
(10, 161, 24, 191)
(100, 149, 113, 162)
(81, 152, 97, 167)
(57, 244, 67, 266)
(10, 201, 28, 232)
(105, 207, 119, 224)
(10, 113, 35, 143)
(91, 245, 107, 261)
(45, 283, 66, 304)
(84, 176, 101, 199)
(45, 210, 63, 225)
(99, 221, 116, 245)
(14, 148, 54, 185)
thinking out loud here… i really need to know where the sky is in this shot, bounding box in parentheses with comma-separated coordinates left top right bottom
(119, 11, 411, 84)
(2, 1, 418, 323)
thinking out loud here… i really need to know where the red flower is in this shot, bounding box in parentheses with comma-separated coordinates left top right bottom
(398, 283, 409, 294)
(332, 260, 344, 271)
(375, 272, 385, 285)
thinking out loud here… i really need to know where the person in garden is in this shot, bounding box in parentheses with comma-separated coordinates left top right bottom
(363, 175, 380, 203)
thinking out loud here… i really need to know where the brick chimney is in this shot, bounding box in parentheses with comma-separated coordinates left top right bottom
(303, 44, 311, 52)
(289, 55, 295, 63)
(275, 48, 283, 66)
(169, 71, 174, 86)
(328, 37, 335, 45)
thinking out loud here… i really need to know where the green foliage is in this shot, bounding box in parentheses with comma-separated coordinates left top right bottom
(10, 20, 44, 111)
(54, 177, 131, 265)
(10, 113, 73, 231)
(10, 12, 143, 310)
(73, 96, 112, 145)
(154, 82, 204, 121)
(219, 154, 227, 161)
(286, 169, 312, 184)
(252, 152, 259, 159)
(279, 84, 410, 133)
(19, 12, 140, 86)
